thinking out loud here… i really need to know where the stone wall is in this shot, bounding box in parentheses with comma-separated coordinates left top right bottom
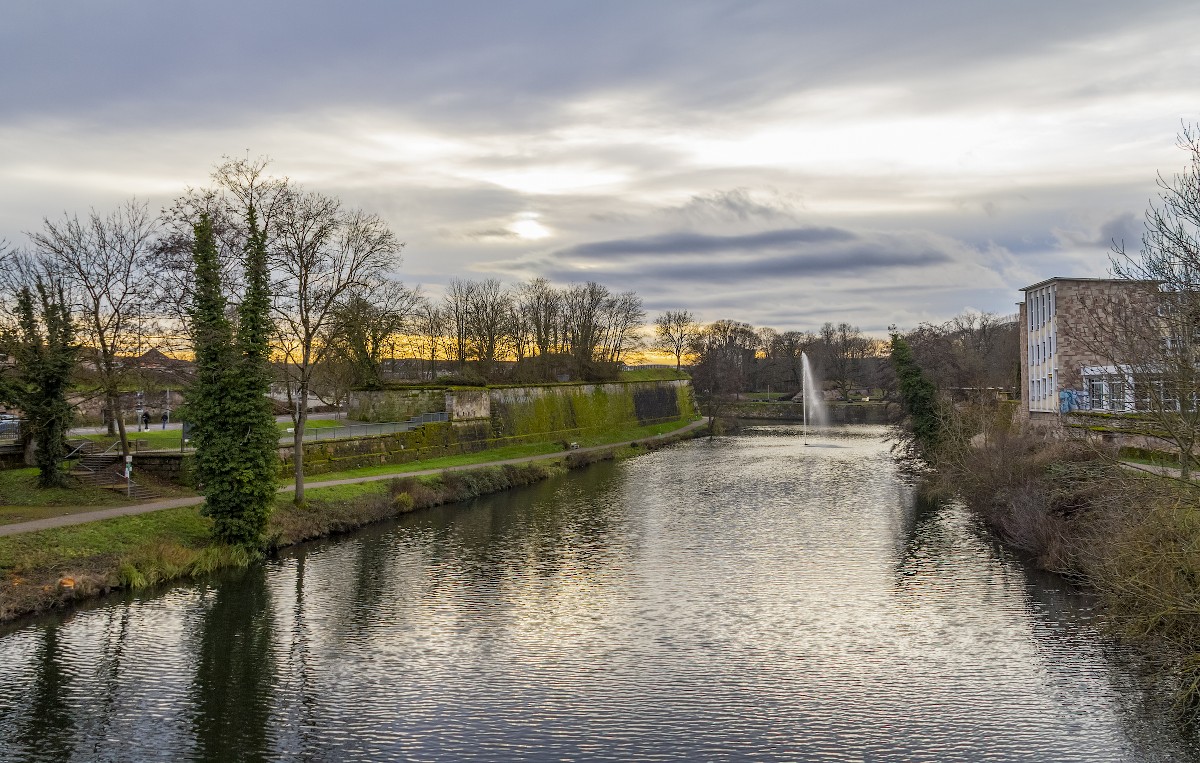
(350, 380, 696, 434)
(447, 388, 489, 421)
(347, 388, 446, 422)
(279, 420, 492, 477)
(487, 380, 694, 438)
(1054, 280, 1157, 392)
(132, 453, 195, 486)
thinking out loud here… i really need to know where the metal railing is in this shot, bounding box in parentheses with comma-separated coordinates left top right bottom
(0, 418, 22, 442)
(288, 413, 449, 443)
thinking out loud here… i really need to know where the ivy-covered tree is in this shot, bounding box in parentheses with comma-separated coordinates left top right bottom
(890, 331, 941, 456)
(227, 207, 278, 543)
(10, 280, 78, 487)
(186, 210, 277, 546)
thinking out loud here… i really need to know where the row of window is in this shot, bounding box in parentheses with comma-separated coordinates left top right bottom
(1028, 288, 1055, 330)
(1029, 377, 1053, 402)
(1083, 378, 1200, 413)
(1028, 333, 1055, 366)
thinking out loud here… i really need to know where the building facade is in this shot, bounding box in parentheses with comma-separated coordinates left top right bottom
(1018, 277, 1160, 425)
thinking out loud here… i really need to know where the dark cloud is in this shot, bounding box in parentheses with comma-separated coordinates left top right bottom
(532, 227, 955, 286)
(556, 226, 856, 259)
(1098, 212, 1143, 250)
(1052, 212, 1144, 251)
(668, 188, 800, 223)
(465, 228, 519, 240)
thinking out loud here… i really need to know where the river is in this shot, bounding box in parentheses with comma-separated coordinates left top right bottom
(0, 423, 1197, 761)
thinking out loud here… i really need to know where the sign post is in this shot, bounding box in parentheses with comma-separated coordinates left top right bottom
(125, 455, 133, 498)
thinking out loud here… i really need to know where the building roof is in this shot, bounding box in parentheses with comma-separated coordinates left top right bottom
(1019, 276, 1161, 292)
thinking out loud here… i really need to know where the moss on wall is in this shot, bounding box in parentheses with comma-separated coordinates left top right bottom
(489, 380, 690, 438)
(279, 420, 492, 477)
(347, 388, 445, 422)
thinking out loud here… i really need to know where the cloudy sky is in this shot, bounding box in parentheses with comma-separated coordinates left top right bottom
(3, 1, 1198, 334)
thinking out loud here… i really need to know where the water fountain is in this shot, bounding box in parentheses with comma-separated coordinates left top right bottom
(800, 351, 827, 445)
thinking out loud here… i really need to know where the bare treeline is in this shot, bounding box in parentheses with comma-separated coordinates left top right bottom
(412, 276, 646, 384)
(670, 315, 888, 399)
(904, 312, 1019, 399)
(0, 155, 649, 450)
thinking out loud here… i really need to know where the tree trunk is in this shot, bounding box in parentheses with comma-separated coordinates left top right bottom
(107, 387, 129, 455)
(293, 385, 307, 505)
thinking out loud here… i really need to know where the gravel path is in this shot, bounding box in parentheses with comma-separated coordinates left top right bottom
(0, 420, 708, 537)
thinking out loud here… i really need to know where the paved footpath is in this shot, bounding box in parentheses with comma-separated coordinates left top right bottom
(0, 420, 709, 538)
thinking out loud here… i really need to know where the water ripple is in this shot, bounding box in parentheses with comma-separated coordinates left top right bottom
(0, 424, 1196, 761)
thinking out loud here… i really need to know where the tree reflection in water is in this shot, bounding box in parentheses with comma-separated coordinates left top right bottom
(190, 565, 276, 762)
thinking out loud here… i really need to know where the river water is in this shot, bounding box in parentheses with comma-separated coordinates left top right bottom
(1, 423, 1197, 762)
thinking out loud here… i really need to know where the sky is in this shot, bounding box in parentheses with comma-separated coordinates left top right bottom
(2, 0, 1199, 335)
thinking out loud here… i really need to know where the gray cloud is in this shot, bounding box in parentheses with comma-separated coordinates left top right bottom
(556, 226, 856, 259)
(1, 1, 1190, 129)
(550, 245, 951, 284)
(2, 1, 1197, 336)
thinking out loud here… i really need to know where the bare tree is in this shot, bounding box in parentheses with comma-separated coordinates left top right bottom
(906, 312, 1018, 400)
(28, 199, 158, 453)
(442, 278, 475, 372)
(561, 281, 611, 377)
(1090, 126, 1200, 478)
(154, 157, 289, 350)
(516, 277, 562, 358)
(410, 297, 447, 381)
(464, 277, 510, 378)
(271, 193, 402, 503)
(324, 280, 422, 387)
(690, 319, 760, 398)
(600, 290, 645, 365)
(652, 310, 699, 370)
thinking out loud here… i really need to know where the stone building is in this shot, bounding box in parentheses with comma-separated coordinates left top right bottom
(1017, 277, 1160, 428)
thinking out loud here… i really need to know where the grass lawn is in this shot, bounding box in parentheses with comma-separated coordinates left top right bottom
(619, 368, 689, 381)
(77, 419, 348, 451)
(0, 468, 134, 526)
(0, 506, 212, 575)
(0, 467, 197, 527)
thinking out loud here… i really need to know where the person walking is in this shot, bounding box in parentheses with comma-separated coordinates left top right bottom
(161, 411, 169, 430)
(141, 411, 150, 430)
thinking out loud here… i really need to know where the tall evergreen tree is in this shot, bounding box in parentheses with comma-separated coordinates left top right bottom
(890, 331, 942, 456)
(228, 207, 278, 541)
(186, 211, 277, 546)
(187, 205, 278, 544)
(186, 213, 239, 541)
(10, 280, 77, 487)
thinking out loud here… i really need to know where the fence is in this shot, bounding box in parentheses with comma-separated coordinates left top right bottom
(290, 413, 450, 443)
(0, 419, 22, 442)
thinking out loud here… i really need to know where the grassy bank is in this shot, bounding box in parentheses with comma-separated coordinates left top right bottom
(929, 407, 1200, 711)
(0, 468, 195, 527)
(0, 419, 699, 624)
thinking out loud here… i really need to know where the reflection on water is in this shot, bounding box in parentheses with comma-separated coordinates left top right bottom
(0, 424, 1197, 761)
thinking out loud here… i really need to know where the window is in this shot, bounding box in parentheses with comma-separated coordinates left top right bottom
(1089, 379, 1106, 410)
(1108, 381, 1124, 412)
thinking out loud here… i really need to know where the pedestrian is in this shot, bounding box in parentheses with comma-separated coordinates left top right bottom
(161, 411, 169, 430)
(141, 411, 150, 430)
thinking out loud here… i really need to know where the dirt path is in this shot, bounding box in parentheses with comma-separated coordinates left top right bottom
(0, 420, 708, 538)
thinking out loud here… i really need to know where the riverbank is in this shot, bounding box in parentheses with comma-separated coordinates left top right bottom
(928, 409, 1200, 710)
(0, 418, 704, 624)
